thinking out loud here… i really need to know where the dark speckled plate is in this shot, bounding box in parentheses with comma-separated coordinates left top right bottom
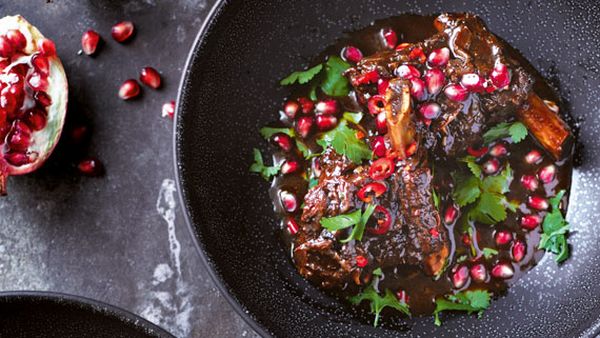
(0, 291, 173, 337)
(175, 0, 600, 337)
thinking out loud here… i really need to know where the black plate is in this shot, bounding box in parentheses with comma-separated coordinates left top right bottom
(0, 291, 173, 337)
(175, 0, 600, 336)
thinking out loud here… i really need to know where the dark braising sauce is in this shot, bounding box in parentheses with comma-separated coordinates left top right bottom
(255, 13, 574, 324)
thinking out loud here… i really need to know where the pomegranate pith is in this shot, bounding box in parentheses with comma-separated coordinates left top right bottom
(161, 101, 175, 119)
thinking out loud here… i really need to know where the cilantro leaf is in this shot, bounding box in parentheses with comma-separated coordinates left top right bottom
(461, 156, 482, 178)
(341, 204, 376, 243)
(432, 188, 441, 209)
(320, 56, 351, 97)
(539, 190, 570, 263)
(249, 148, 281, 181)
(372, 267, 383, 276)
(482, 165, 513, 194)
(433, 290, 491, 326)
(342, 111, 363, 124)
(317, 121, 371, 164)
(470, 192, 507, 224)
(452, 175, 481, 207)
(320, 209, 362, 231)
(483, 122, 528, 144)
(296, 139, 320, 160)
(481, 247, 498, 259)
(350, 286, 410, 327)
(280, 64, 323, 86)
(259, 126, 295, 139)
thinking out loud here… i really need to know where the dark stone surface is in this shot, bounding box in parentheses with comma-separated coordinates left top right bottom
(0, 1, 257, 337)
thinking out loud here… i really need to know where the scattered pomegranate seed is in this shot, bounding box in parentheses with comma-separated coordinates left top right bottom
(272, 133, 292, 152)
(395, 42, 410, 51)
(521, 214, 542, 230)
(470, 264, 488, 283)
(6, 29, 26, 52)
(419, 102, 441, 120)
(81, 30, 100, 55)
(452, 265, 470, 289)
(139, 67, 162, 89)
(297, 97, 314, 114)
(460, 73, 485, 92)
(377, 79, 390, 95)
(538, 165, 556, 184)
(70, 125, 88, 144)
(281, 161, 299, 175)
(0, 36, 14, 58)
(161, 100, 175, 119)
(489, 143, 508, 157)
(342, 45, 363, 63)
(356, 255, 368, 268)
(315, 115, 337, 131)
(280, 190, 297, 213)
(429, 228, 439, 237)
(283, 100, 299, 119)
(512, 241, 526, 262)
(296, 116, 313, 138)
(444, 84, 469, 102)
(490, 62, 511, 88)
(520, 175, 539, 191)
(528, 196, 549, 210)
(315, 100, 338, 115)
(409, 78, 426, 101)
(37, 38, 56, 56)
(368, 95, 386, 116)
(111, 21, 135, 42)
(482, 158, 500, 174)
(424, 68, 446, 95)
(467, 146, 488, 158)
(381, 28, 397, 48)
(7, 121, 31, 151)
(78, 158, 104, 176)
(491, 262, 514, 279)
(494, 230, 513, 246)
(371, 136, 387, 158)
(427, 47, 450, 67)
(395, 64, 421, 79)
(118, 79, 141, 100)
(286, 218, 299, 235)
(375, 112, 387, 134)
(444, 205, 459, 224)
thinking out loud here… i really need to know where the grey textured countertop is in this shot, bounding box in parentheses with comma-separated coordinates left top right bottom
(0, 1, 257, 337)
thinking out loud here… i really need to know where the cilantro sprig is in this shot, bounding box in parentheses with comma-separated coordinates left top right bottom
(280, 64, 323, 86)
(249, 148, 281, 181)
(280, 56, 351, 98)
(317, 120, 371, 164)
(539, 190, 570, 263)
(350, 285, 411, 327)
(320, 204, 376, 243)
(259, 127, 295, 139)
(483, 121, 528, 144)
(433, 290, 491, 326)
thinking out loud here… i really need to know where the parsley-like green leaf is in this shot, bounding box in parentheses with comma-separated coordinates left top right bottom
(280, 64, 323, 86)
(308, 84, 318, 101)
(433, 290, 491, 326)
(320, 209, 362, 231)
(482, 165, 513, 194)
(372, 267, 383, 277)
(308, 177, 319, 188)
(341, 204, 376, 243)
(342, 111, 363, 124)
(259, 127, 295, 139)
(481, 247, 499, 259)
(317, 121, 371, 164)
(453, 176, 481, 207)
(296, 139, 321, 160)
(470, 192, 507, 224)
(249, 148, 281, 181)
(350, 286, 411, 327)
(461, 156, 482, 178)
(539, 190, 570, 263)
(320, 56, 351, 97)
(483, 122, 528, 144)
(432, 188, 441, 209)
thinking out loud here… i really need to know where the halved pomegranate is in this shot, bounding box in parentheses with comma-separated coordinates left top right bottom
(0, 16, 68, 195)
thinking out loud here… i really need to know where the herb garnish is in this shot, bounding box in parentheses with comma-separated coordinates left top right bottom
(483, 121, 528, 144)
(259, 126, 295, 139)
(481, 247, 498, 259)
(317, 120, 371, 164)
(350, 285, 411, 327)
(280, 56, 351, 98)
(280, 64, 323, 86)
(249, 148, 281, 181)
(433, 290, 491, 326)
(320, 204, 376, 243)
(539, 190, 570, 263)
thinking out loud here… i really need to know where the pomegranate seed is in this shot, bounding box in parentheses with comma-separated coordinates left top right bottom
(377, 79, 390, 95)
(452, 265, 470, 289)
(462, 233, 471, 246)
(342, 45, 363, 63)
(429, 228, 439, 237)
(315, 100, 338, 115)
(34, 91, 52, 107)
(512, 241, 526, 262)
(482, 158, 500, 174)
(286, 218, 299, 235)
(424, 68, 446, 95)
(26, 72, 48, 91)
(427, 47, 450, 67)
(409, 78, 426, 101)
(521, 214, 542, 230)
(375, 112, 387, 134)
(315, 115, 337, 131)
(118, 79, 140, 100)
(444, 205, 458, 224)
(161, 100, 175, 119)
(24, 108, 47, 131)
(444, 84, 469, 101)
(280, 190, 297, 212)
(490, 62, 511, 88)
(7, 121, 31, 151)
(296, 116, 313, 138)
(6, 30, 26, 52)
(467, 146, 488, 158)
(281, 161, 299, 174)
(31, 54, 50, 76)
(381, 28, 397, 48)
(272, 133, 292, 152)
(419, 102, 441, 120)
(528, 196, 549, 210)
(111, 21, 135, 42)
(371, 136, 387, 157)
(70, 125, 88, 144)
(396, 290, 409, 304)
(283, 100, 299, 119)
(139, 67, 162, 89)
(538, 165, 556, 184)
(5, 152, 30, 166)
(81, 30, 100, 55)
(368, 95, 386, 116)
(525, 150, 542, 164)
(0, 94, 16, 116)
(470, 264, 487, 283)
(356, 255, 368, 268)
(78, 158, 104, 176)
(495, 230, 513, 246)
(460, 73, 485, 92)
(0, 60, 9, 72)
(0, 36, 14, 58)
(491, 262, 514, 279)
(520, 175, 539, 191)
(489, 143, 507, 157)
(297, 97, 314, 114)
(37, 38, 56, 56)
(395, 64, 421, 79)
